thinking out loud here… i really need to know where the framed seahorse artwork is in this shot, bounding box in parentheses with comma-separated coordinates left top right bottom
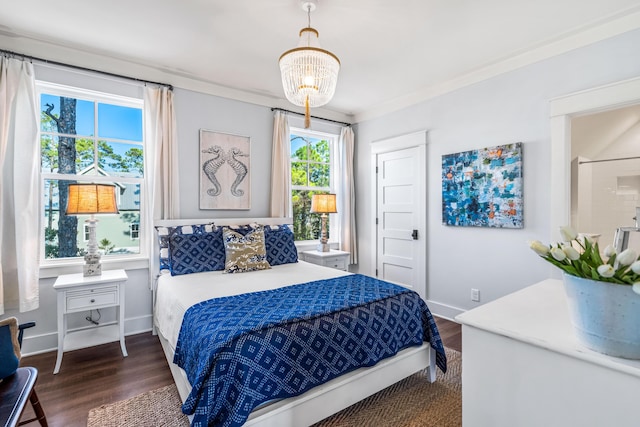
(199, 130, 251, 210)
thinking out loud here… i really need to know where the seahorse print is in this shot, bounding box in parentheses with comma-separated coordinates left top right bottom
(201, 145, 225, 196)
(226, 147, 248, 197)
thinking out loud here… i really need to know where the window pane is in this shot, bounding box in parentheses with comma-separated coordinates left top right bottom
(40, 94, 94, 136)
(310, 139, 330, 163)
(309, 163, 330, 187)
(291, 189, 329, 241)
(75, 138, 96, 171)
(291, 161, 308, 186)
(98, 141, 144, 177)
(98, 104, 143, 141)
(43, 179, 140, 259)
(40, 136, 96, 174)
(290, 135, 307, 161)
(41, 134, 58, 173)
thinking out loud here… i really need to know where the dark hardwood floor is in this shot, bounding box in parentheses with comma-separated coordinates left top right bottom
(19, 317, 461, 427)
(435, 317, 462, 353)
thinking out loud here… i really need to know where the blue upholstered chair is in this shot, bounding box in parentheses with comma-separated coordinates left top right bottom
(0, 317, 48, 426)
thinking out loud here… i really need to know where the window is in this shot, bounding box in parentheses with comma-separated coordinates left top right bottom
(129, 223, 140, 240)
(38, 83, 144, 261)
(290, 128, 338, 241)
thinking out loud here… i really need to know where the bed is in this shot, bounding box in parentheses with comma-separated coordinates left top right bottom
(152, 217, 446, 427)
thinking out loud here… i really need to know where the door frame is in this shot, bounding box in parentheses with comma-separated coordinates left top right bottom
(370, 130, 428, 297)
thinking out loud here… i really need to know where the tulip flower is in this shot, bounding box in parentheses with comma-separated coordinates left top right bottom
(603, 245, 616, 258)
(530, 226, 640, 286)
(550, 247, 566, 262)
(597, 264, 615, 278)
(617, 249, 638, 266)
(559, 226, 578, 242)
(529, 240, 549, 257)
(562, 245, 580, 261)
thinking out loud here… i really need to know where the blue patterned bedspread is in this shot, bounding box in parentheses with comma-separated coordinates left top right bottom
(174, 274, 446, 427)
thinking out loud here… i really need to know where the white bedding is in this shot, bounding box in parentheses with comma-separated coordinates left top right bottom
(154, 260, 351, 352)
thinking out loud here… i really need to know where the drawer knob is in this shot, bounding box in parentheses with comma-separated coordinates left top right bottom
(90, 299, 95, 303)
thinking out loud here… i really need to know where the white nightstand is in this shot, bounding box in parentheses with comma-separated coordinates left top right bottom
(53, 269, 128, 374)
(301, 249, 350, 271)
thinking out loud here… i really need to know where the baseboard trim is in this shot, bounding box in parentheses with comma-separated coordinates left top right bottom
(21, 314, 153, 357)
(426, 300, 465, 322)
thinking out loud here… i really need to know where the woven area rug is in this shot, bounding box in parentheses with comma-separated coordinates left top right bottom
(87, 347, 461, 427)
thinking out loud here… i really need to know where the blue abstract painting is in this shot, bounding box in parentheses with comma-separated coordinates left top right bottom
(442, 142, 523, 228)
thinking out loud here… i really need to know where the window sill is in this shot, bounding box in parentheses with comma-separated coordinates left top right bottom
(39, 256, 149, 279)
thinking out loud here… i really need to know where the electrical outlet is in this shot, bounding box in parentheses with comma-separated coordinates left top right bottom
(471, 288, 480, 302)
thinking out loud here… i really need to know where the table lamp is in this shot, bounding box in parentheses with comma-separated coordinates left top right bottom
(65, 183, 119, 276)
(310, 193, 337, 252)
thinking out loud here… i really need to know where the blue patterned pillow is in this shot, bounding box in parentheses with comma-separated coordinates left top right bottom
(264, 225, 298, 266)
(155, 226, 174, 274)
(168, 225, 225, 276)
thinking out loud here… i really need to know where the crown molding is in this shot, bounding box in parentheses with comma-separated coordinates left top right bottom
(352, 7, 640, 124)
(0, 33, 354, 125)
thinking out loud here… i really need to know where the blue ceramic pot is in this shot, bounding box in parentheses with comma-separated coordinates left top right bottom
(563, 273, 640, 359)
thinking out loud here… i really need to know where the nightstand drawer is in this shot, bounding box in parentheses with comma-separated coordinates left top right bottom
(66, 286, 118, 311)
(302, 250, 350, 271)
(323, 257, 346, 270)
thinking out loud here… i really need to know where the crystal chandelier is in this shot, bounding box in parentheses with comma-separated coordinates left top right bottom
(279, 0, 340, 128)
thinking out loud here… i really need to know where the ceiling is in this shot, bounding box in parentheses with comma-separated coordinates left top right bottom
(1, 0, 640, 123)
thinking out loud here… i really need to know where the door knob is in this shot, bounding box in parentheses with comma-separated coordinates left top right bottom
(412, 229, 418, 240)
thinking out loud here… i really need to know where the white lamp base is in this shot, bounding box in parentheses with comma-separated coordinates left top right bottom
(83, 262, 102, 277)
(317, 242, 330, 252)
(83, 253, 102, 277)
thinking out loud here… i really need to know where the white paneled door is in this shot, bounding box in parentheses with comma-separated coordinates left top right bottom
(373, 136, 426, 300)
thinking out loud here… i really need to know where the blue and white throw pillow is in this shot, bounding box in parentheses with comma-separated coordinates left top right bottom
(264, 225, 298, 266)
(155, 225, 177, 274)
(168, 225, 226, 276)
(155, 223, 219, 275)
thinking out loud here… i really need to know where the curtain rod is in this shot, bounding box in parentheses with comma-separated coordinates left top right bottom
(271, 107, 351, 127)
(1, 48, 173, 90)
(579, 155, 640, 165)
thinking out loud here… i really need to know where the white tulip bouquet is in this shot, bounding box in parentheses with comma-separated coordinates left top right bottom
(529, 226, 640, 294)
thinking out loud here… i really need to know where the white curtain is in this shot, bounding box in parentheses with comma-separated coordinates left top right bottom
(338, 126, 357, 264)
(144, 86, 179, 284)
(0, 57, 40, 314)
(270, 111, 291, 217)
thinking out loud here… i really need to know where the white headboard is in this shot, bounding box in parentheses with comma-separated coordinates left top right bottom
(152, 216, 292, 282)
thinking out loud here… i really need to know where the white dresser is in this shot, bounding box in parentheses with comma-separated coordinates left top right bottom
(456, 279, 640, 427)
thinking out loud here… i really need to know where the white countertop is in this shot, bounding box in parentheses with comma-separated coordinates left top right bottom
(456, 279, 640, 377)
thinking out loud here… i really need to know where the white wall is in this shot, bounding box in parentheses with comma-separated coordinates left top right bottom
(353, 28, 640, 319)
